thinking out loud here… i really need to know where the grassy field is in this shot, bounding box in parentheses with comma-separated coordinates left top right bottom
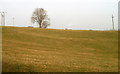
(2, 26, 118, 72)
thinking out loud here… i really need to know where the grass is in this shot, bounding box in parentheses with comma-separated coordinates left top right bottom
(2, 26, 118, 72)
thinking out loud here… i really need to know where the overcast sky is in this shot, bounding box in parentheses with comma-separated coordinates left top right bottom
(0, 0, 119, 30)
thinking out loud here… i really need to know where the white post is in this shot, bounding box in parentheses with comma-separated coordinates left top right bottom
(0, 12, 7, 26)
(112, 14, 114, 30)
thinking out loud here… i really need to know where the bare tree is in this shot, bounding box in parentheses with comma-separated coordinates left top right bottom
(31, 8, 50, 28)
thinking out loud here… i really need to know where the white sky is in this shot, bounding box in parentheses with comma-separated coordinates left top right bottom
(0, 0, 119, 30)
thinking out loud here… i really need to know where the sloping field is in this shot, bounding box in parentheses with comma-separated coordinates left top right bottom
(2, 26, 118, 72)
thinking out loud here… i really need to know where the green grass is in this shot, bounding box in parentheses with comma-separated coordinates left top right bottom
(2, 26, 118, 72)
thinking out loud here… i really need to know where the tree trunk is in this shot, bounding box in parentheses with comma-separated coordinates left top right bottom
(39, 24, 42, 28)
(39, 21, 42, 28)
